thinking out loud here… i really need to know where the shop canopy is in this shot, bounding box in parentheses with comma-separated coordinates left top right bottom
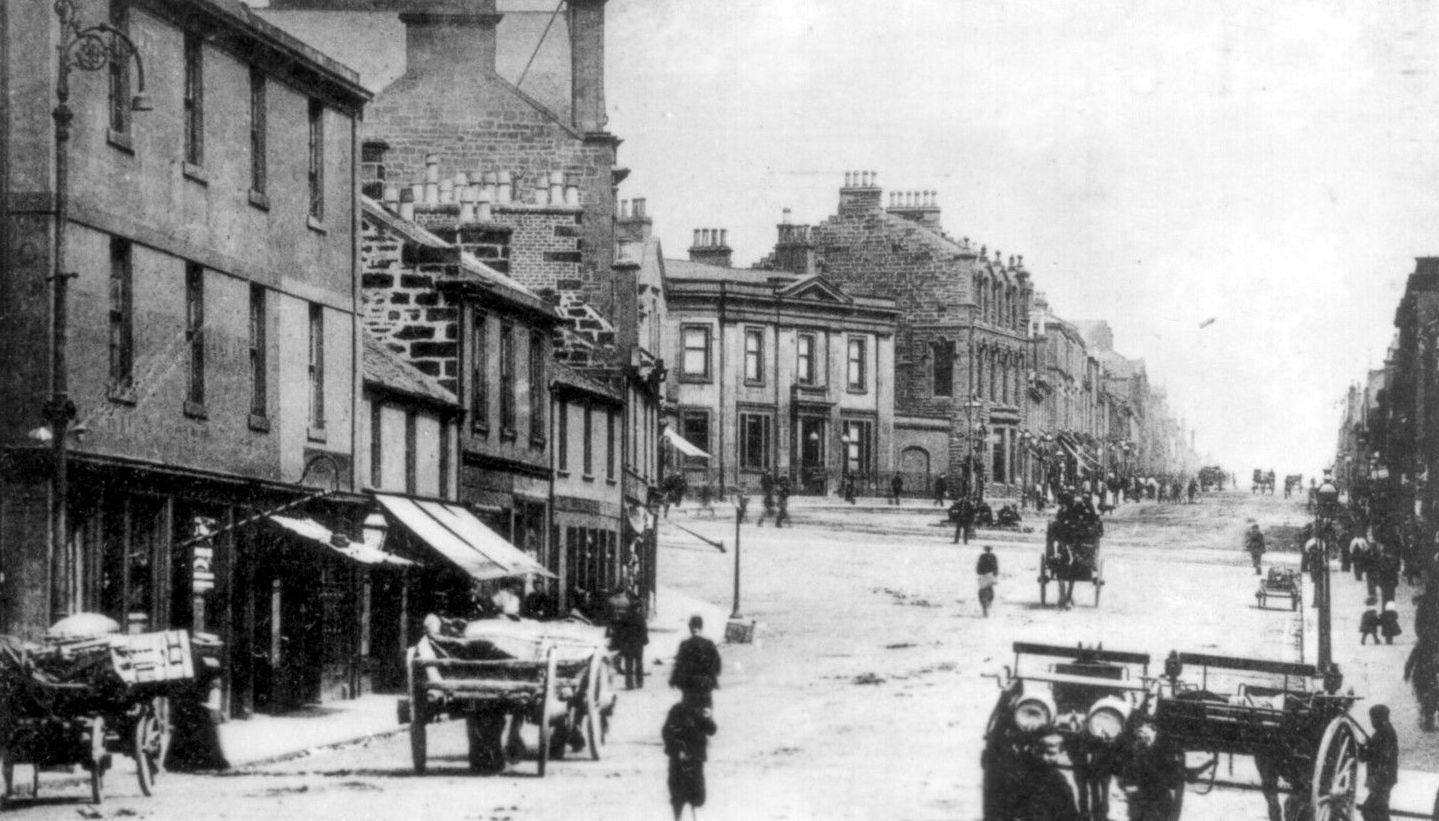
(373, 493, 554, 582)
(664, 427, 710, 459)
(266, 515, 416, 567)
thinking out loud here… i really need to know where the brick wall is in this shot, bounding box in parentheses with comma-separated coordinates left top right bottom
(360, 216, 462, 392)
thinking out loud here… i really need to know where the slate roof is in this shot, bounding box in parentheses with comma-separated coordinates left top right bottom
(662, 258, 783, 285)
(362, 333, 460, 408)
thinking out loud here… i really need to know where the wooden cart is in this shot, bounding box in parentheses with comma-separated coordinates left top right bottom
(403, 617, 613, 777)
(1256, 567, 1302, 611)
(1040, 519, 1104, 607)
(0, 629, 214, 804)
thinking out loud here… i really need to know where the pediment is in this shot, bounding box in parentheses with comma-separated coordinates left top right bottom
(776, 274, 852, 304)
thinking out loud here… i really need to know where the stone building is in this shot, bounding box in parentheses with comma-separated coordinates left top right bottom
(550, 362, 624, 614)
(665, 229, 899, 497)
(1026, 295, 1106, 487)
(0, 0, 380, 714)
(760, 175, 1033, 497)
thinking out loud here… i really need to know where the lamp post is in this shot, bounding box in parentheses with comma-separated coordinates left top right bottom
(1315, 470, 1341, 671)
(48, 0, 151, 623)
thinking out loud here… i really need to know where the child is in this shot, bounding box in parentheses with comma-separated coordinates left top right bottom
(1381, 601, 1404, 645)
(1360, 596, 1380, 645)
(663, 698, 717, 821)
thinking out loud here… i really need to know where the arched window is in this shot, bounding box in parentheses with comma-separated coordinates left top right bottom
(933, 338, 954, 397)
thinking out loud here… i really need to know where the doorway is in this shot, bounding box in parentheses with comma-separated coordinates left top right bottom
(798, 417, 826, 495)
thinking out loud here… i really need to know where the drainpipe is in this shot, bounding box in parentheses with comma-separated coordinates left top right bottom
(718, 282, 727, 494)
(549, 375, 562, 614)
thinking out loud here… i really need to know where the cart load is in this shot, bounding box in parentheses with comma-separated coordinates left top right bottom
(0, 618, 222, 805)
(402, 614, 614, 777)
(1256, 567, 1302, 611)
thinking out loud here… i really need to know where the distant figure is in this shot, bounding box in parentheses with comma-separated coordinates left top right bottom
(757, 472, 776, 527)
(671, 615, 722, 708)
(697, 484, 715, 518)
(842, 472, 856, 505)
(774, 476, 792, 528)
(662, 698, 717, 821)
(933, 474, 948, 507)
(1360, 597, 1381, 645)
(609, 599, 650, 689)
(952, 496, 976, 545)
(1186, 478, 1198, 504)
(1359, 704, 1398, 821)
(1404, 636, 1439, 731)
(890, 472, 904, 505)
(976, 546, 999, 618)
(1382, 601, 1404, 645)
(1351, 531, 1371, 583)
(1245, 523, 1266, 575)
(491, 578, 522, 620)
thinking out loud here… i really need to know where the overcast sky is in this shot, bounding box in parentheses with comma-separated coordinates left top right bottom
(604, 0, 1439, 477)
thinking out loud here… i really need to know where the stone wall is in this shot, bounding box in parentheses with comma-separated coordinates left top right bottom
(359, 215, 461, 393)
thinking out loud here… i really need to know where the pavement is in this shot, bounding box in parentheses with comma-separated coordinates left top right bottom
(211, 584, 731, 771)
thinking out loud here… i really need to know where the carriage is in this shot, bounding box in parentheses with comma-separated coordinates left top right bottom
(1256, 567, 1302, 611)
(1151, 652, 1360, 820)
(1040, 518, 1104, 607)
(982, 642, 1154, 820)
(401, 615, 615, 776)
(0, 627, 221, 805)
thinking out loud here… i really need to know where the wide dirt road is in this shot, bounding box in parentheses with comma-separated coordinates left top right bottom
(3, 490, 1426, 820)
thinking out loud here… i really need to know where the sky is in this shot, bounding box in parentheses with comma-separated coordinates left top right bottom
(601, 0, 1439, 477)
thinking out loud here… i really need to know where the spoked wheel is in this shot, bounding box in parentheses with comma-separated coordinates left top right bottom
(133, 704, 163, 796)
(584, 653, 603, 761)
(1312, 716, 1359, 821)
(537, 647, 557, 778)
(86, 716, 105, 805)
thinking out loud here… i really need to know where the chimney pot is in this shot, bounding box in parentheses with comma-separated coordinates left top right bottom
(844, 171, 853, 187)
(549, 170, 564, 204)
(382, 184, 400, 207)
(478, 198, 493, 221)
(782, 207, 791, 224)
(692, 229, 701, 247)
(439, 178, 454, 204)
(497, 171, 512, 204)
(534, 184, 549, 206)
(399, 187, 415, 221)
(620, 199, 629, 218)
(719, 229, 728, 247)
(634, 197, 646, 217)
(870, 171, 878, 186)
(424, 156, 440, 182)
(454, 172, 469, 189)
(424, 181, 439, 205)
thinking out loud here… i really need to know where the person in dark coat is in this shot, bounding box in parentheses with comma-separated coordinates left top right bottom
(1007, 732, 1082, 821)
(671, 615, 722, 708)
(1245, 523, 1266, 575)
(952, 496, 976, 545)
(1381, 601, 1404, 645)
(1359, 704, 1398, 821)
(1360, 596, 1381, 645)
(662, 699, 717, 821)
(609, 600, 649, 689)
(1118, 720, 1185, 821)
(933, 474, 948, 507)
(774, 477, 791, 528)
(1405, 636, 1439, 731)
(890, 472, 904, 505)
(976, 545, 999, 617)
(757, 472, 776, 526)
(1377, 546, 1401, 606)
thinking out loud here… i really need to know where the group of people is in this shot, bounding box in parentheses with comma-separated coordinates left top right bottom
(661, 615, 723, 820)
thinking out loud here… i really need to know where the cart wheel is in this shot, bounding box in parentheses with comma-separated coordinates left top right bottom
(409, 685, 429, 775)
(1312, 716, 1358, 821)
(584, 653, 603, 761)
(133, 705, 163, 796)
(537, 647, 557, 778)
(87, 716, 105, 805)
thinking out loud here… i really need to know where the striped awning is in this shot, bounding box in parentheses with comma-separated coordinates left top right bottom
(374, 493, 554, 582)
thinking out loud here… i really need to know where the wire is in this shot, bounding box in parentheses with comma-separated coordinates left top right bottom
(517, 0, 566, 90)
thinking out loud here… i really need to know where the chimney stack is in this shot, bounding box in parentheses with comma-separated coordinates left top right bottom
(616, 195, 653, 242)
(399, 1, 503, 82)
(568, 0, 609, 133)
(886, 186, 943, 230)
(839, 169, 882, 213)
(774, 212, 817, 275)
(688, 227, 733, 268)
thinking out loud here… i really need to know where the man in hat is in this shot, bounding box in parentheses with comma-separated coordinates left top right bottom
(1245, 523, 1266, 575)
(1359, 704, 1398, 821)
(671, 615, 722, 709)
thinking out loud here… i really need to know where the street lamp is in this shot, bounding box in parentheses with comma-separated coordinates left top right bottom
(48, 0, 151, 623)
(1314, 470, 1341, 673)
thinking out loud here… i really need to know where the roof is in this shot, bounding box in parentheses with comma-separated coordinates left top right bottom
(551, 361, 621, 404)
(363, 333, 460, 408)
(192, 0, 369, 106)
(663, 258, 784, 285)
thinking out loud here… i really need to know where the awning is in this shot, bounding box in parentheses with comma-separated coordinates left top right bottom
(267, 515, 416, 567)
(373, 493, 555, 582)
(664, 427, 710, 459)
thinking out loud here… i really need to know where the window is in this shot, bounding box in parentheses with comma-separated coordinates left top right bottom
(249, 286, 266, 417)
(307, 100, 324, 220)
(109, 2, 130, 136)
(185, 264, 204, 408)
(499, 322, 515, 432)
(582, 403, 593, 476)
(606, 411, 616, 480)
(369, 403, 382, 488)
(404, 411, 417, 494)
(557, 400, 569, 472)
(933, 339, 953, 397)
(738, 412, 773, 471)
(797, 333, 816, 384)
(842, 419, 874, 475)
(744, 328, 763, 384)
(470, 311, 488, 431)
(529, 331, 546, 444)
(308, 304, 324, 430)
(108, 239, 133, 391)
(249, 68, 266, 196)
(846, 337, 867, 392)
(680, 325, 710, 379)
(183, 34, 203, 166)
(439, 420, 451, 498)
(680, 411, 710, 466)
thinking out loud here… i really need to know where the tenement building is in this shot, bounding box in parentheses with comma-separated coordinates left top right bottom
(666, 229, 899, 496)
(760, 175, 1033, 498)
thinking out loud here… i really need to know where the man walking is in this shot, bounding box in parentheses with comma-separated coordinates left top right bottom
(1359, 704, 1398, 821)
(953, 495, 976, 545)
(933, 473, 948, 507)
(671, 615, 722, 708)
(774, 475, 791, 528)
(609, 598, 649, 689)
(1245, 523, 1266, 575)
(890, 471, 904, 505)
(757, 472, 776, 527)
(976, 545, 999, 617)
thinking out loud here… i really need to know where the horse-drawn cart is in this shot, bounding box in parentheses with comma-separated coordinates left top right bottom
(1040, 519, 1104, 607)
(402, 616, 614, 776)
(0, 626, 220, 805)
(1256, 567, 1302, 611)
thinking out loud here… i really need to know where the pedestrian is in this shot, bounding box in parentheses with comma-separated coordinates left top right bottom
(774, 476, 791, 528)
(1008, 732, 1082, 821)
(976, 545, 999, 617)
(662, 697, 717, 821)
(1358, 704, 1398, 821)
(609, 598, 649, 689)
(757, 472, 776, 527)
(671, 614, 722, 708)
(1382, 601, 1404, 645)
(1118, 719, 1185, 821)
(1378, 545, 1401, 606)
(1351, 531, 1371, 583)
(890, 471, 904, 505)
(933, 473, 947, 507)
(953, 495, 976, 545)
(1187, 477, 1198, 504)
(697, 483, 715, 518)
(1360, 596, 1380, 645)
(1404, 636, 1439, 731)
(842, 471, 856, 505)
(1245, 523, 1265, 575)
